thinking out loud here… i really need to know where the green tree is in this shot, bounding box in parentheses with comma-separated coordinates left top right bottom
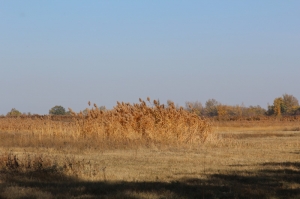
(6, 108, 22, 116)
(49, 105, 66, 115)
(266, 104, 275, 116)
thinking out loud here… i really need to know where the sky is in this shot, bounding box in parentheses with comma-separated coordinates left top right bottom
(1, 1, 299, 114)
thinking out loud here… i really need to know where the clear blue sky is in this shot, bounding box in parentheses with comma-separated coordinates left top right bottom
(1, 1, 299, 114)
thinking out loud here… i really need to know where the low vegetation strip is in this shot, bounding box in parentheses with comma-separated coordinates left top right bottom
(0, 98, 211, 146)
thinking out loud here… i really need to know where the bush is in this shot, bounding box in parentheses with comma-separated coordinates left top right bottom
(49, 106, 66, 115)
(6, 108, 22, 116)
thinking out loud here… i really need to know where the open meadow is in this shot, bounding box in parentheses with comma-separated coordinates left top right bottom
(0, 101, 300, 198)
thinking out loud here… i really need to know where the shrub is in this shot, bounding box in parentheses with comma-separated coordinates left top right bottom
(49, 106, 66, 115)
(6, 108, 22, 116)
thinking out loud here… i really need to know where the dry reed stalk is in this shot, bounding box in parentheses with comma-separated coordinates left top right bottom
(0, 98, 212, 147)
(69, 99, 212, 145)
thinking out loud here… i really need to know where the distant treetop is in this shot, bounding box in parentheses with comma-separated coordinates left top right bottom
(6, 108, 22, 116)
(49, 106, 66, 115)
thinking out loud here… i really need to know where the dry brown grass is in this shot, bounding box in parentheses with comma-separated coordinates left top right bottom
(212, 119, 300, 134)
(0, 127, 299, 198)
(71, 98, 211, 144)
(1, 104, 300, 198)
(0, 99, 211, 149)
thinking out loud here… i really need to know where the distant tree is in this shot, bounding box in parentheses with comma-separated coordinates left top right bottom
(204, 99, 220, 116)
(282, 94, 299, 115)
(49, 105, 66, 115)
(6, 108, 22, 116)
(266, 104, 275, 116)
(294, 107, 300, 115)
(273, 97, 285, 117)
(216, 105, 228, 118)
(185, 101, 203, 116)
(232, 105, 244, 117)
(267, 94, 299, 116)
(245, 105, 266, 117)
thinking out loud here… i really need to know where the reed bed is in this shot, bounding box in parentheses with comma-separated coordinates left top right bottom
(0, 98, 211, 147)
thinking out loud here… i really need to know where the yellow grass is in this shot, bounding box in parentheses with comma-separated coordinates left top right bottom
(0, 104, 300, 198)
(0, 99, 211, 147)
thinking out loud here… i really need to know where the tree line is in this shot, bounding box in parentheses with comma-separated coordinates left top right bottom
(185, 93, 300, 118)
(4, 94, 300, 118)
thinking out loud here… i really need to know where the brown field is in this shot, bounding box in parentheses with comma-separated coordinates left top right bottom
(0, 105, 300, 198)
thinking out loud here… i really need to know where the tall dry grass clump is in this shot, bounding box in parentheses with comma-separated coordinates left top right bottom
(0, 98, 212, 147)
(69, 98, 211, 144)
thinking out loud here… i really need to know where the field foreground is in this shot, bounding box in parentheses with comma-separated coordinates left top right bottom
(0, 121, 300, 198)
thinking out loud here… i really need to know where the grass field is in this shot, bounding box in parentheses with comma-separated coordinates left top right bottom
(0, 119, 300, 198)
